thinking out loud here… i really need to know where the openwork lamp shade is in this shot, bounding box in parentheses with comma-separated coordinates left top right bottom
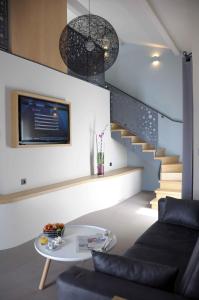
(59, 14, 119, 76)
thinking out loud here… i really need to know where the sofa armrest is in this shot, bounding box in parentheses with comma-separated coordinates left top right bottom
(158, 197, 199, 230)
(57, 266, 188, 300)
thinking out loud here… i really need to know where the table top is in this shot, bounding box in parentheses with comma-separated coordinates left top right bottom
(34, 224, 117, 262)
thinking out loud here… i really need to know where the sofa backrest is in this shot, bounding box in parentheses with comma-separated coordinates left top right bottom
(158, 197, 199, 299)
(177, 236, 199, 299)
(158, 197, 199, 230)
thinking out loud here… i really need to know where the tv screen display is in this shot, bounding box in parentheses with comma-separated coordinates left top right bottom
(18, 95, 70, 145)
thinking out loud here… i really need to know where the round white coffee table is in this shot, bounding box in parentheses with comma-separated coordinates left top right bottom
(34, 224, 117, 290)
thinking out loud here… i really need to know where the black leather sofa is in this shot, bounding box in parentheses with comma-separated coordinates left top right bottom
(57, 197, 199, 300)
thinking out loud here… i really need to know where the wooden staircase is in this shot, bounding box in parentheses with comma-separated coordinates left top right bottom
(111, 123, 182, 209)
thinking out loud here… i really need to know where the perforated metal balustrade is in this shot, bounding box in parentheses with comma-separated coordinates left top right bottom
(109, 84, 158, 147)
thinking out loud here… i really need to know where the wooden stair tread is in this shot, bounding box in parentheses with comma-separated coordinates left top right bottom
(111, 128, 127, 132)
(150, 198, 159, 209)
(155, 188, 181, 193)
(155, 155, 179, 158)
(161, 163, 183, 172)
(155, 156, 180, 164)
(144, 149, 164, 152)
(161, 163, 182, 166)
(111, 123, 122, 127)
(121, 135, 136, 138)
(161, 172, 182, 180)
(159, 180, 182, 183)
(161, 171, 182, 174)
(143, 148, 165, 152)
(142, 149, 156, 152)
(155, 156, 179, 160)
(159, 179, 182, 190)
(150, 198, 158, 203)
(150, 197, 158, 203)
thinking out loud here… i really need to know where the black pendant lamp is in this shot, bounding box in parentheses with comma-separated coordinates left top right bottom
(59, 1, 119, 76)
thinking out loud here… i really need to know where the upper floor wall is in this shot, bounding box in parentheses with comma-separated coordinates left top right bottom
(9, 0, 67, 73)
(0, 51, 127, 194)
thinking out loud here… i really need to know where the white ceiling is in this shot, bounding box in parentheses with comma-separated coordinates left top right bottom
(67, 0, 198, 54)
(148, 0, 195, 53)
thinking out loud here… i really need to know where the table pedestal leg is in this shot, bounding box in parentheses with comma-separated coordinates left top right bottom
(39, 258, 51, 290)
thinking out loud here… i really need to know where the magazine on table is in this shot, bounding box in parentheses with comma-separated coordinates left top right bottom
(77, 233, 110, 252)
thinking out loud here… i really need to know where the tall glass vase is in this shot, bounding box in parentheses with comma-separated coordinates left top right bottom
(97, 152, 104, 176)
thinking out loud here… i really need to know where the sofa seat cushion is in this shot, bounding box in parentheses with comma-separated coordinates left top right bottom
(124, 221, 198, 290)
(124, 243, 190, 271)
(177, 237, 199, 299)
(92, 250, 178, 291)
(135, 221, 198, 255)
(57, 266, 188, 300)
(124, 243, 190, 288)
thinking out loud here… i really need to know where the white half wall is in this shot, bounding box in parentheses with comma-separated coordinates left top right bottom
(0, 170, 142, 249)
(0, 51, 127, 194)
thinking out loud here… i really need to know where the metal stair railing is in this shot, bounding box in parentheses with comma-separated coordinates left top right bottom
(108, 83, 183, 148)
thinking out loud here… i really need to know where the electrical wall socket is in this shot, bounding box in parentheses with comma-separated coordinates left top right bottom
(21, 178, 27, 185)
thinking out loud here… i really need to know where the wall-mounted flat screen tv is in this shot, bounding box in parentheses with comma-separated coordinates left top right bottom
(12, 91, 70, 147)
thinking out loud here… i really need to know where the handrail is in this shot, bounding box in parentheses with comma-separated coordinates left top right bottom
(107, 83, 183, 124)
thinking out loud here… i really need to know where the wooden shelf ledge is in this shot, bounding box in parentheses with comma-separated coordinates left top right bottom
(0, 167, 143, 204)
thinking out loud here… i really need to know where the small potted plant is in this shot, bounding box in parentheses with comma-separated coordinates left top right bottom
(96, 125, 108, 176)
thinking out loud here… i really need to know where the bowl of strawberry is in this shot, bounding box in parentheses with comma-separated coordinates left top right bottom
(43, 223, 65, 238)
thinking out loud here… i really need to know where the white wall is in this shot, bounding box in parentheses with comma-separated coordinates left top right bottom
(0, 51, 127, 194)
(158, 115, 182, 159)
(106, 43, 183, 120)
(106, 43, 183, 161)
(0, 170, 142, 249)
